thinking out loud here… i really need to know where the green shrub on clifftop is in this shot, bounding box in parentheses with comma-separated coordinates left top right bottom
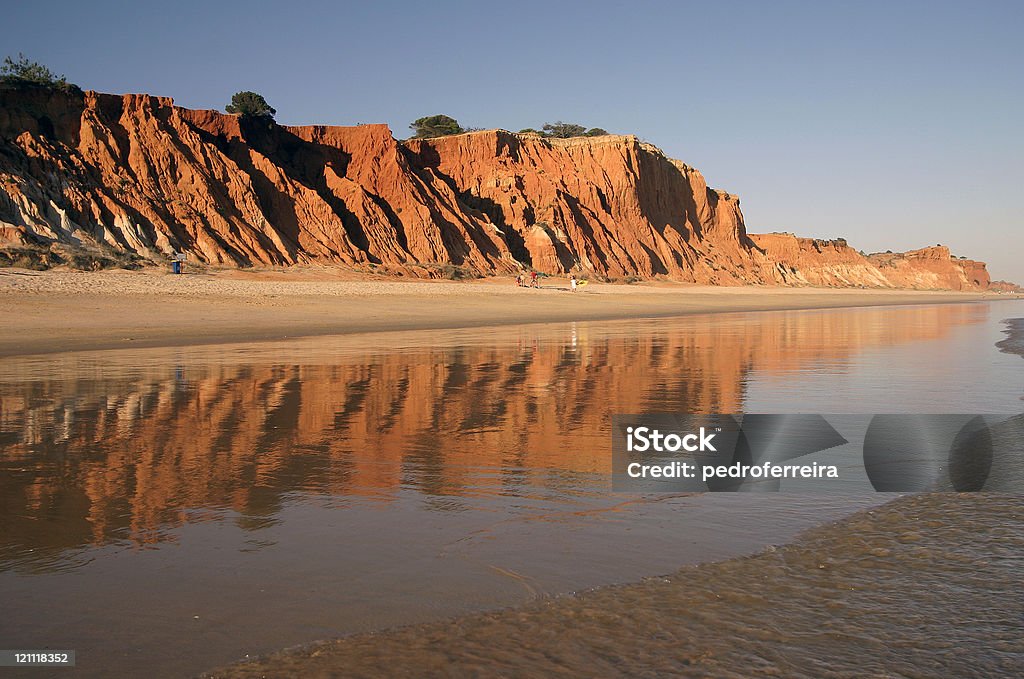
(518, 123, 611, 139)
(410, 115, 464, 138)
(225, 91, 277, 119)
(542, 122, 586, 138)
(0, 53, 79, 92)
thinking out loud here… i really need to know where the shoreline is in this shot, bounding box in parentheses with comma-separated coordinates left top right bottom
(1, 267, 1018, 357)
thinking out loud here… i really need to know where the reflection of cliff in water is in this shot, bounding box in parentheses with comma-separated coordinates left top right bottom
(0, 305, 985, 562)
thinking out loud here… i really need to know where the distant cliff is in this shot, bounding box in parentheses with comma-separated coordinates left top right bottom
(751, 234, 992, 290)
(0, 87, 1007, 289)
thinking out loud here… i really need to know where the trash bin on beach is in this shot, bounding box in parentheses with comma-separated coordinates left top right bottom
(172, 260, 181, 274)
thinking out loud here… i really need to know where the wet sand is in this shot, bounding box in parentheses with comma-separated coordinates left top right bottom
(1, 275, 1020, 677)
(5, 303, 1023, 678)
(998, 317, 1024, 359)
(0, 267, 1013, 357)
(206, 493, 1024, 678)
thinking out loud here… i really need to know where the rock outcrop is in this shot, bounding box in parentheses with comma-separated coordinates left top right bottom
(0, 88, 513, 272)
(990, 280, 1023, 293)
(750, 233, 993, 290)
(0, 86, 1009, 289)
(750, 233, 891, 288)
(867, 246, 990, 291)
(404, 132, 766, 283)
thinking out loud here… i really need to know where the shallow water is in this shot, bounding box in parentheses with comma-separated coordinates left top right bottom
(0, 300, 1022, 677)
(212, 493, 1024, 679)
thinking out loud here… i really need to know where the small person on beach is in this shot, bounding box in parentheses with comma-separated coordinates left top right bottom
(515, 273, 523, 287)
(570, 274, 577, 292)
(530, 271, 538, 288)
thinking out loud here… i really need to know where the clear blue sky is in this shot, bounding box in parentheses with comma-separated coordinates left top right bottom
(4, 0, 1021, 281)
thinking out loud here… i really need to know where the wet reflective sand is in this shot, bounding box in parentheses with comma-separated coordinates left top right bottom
(0, 301, 1022, 677)
(209, 493, 1024, 678)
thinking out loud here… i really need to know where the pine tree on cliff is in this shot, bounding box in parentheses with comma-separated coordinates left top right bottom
(410, 115, 464, 138)
(522, 123, 609, 138)
(521, 124, 608, 138)
(0, 53, 79, 92)
(542, 122, 586, 138)
(225, 91, 277, 119)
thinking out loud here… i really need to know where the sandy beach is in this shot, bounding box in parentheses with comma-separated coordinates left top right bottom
(0, 267, 1016, 357)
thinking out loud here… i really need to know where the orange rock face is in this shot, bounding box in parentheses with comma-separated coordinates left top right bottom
(0, 88, 513, 272)
(867, 246, 991, 291)
(404, 132, 766, 283)
(750, 234, 993, 290)
(749, 233, 890, 287)
(990, 280, 1023, 293)
(0, 87, 1009, 289)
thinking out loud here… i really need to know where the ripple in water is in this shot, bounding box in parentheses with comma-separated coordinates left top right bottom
(210, 493, 1024, 678)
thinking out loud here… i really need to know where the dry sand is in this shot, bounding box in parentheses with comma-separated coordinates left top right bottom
(0, 267, 1016, 357)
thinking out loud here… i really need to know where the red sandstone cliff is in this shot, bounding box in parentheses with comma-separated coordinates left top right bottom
(867, 246, 990, 291)
(750, 233, 993, 290)
(404, 132, 767, 283)
(990, 280, 1023, 293)
(0, 87, 1008, 289)
(0, 88, 512, 271)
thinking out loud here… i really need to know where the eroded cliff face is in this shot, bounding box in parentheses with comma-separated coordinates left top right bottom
(990, 280, 1023, 293)
(867, 246, 990, 291)
(404, 132, 768, 283)
(750, 234, 992, 290)
(0, 87, 1006, 289)
(0, 88, 514, 272)
(751, 233, 886, 287)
